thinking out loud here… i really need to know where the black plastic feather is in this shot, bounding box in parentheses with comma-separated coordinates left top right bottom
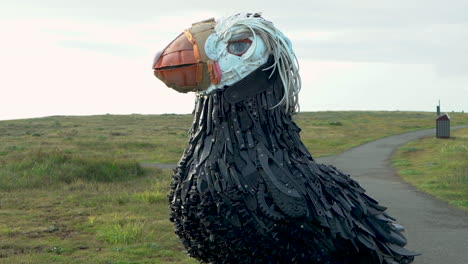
(168, 60, 418, 263)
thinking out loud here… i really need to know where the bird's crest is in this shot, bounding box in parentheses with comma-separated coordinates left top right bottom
(215, 13, 302, 113)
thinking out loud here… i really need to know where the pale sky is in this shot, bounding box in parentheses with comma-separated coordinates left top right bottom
(1, 0, 467, 121)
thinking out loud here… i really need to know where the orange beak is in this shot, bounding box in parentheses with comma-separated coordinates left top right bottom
(153, 18, 218, 93)
(153, 33, 202, 93)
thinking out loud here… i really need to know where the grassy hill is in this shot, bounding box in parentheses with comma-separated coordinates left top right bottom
(2, 111, 467, 164)
(0, 111, 467, 263)
(393, 127, 468, 210)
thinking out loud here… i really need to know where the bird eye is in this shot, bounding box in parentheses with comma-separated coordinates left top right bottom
(227, 39, 252, 56)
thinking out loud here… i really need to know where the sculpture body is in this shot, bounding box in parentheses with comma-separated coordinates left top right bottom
(153, 13, 417, 264)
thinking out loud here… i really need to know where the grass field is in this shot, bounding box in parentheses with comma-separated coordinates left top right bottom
(1, 112, 467, 168)
(392, 127, 468, 210)
(1, 111, 468, 263)
(0, 168, 197, 264)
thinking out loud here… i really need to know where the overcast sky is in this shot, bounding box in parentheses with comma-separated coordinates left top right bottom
(1, 0, 467, 120)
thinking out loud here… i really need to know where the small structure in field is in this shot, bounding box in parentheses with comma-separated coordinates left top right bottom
(436, 113, 451, 138)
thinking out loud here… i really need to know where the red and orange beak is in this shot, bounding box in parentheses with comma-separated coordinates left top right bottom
(153, 18, 221, 93)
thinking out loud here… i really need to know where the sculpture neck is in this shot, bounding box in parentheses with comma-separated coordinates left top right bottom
(191, 68, 286, 139)
(178, 70, 313, 169)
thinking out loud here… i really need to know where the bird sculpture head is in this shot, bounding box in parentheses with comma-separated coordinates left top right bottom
(153, 13, 301, 113)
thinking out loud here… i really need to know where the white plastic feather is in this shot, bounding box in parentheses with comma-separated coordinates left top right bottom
(215, 13, 302, 113)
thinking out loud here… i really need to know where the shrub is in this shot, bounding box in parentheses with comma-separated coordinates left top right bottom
(0, 150, 147, 190)
(97, 221, 145, 244)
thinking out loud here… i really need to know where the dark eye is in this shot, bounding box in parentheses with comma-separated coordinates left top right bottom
(227, 39, 252, 56)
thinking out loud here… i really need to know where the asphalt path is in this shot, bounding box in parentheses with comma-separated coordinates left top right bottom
(143, 126, 468, 264)
(318, 126, 468, 264)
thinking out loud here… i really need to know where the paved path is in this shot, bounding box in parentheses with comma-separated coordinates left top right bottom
(318, 126, 468, 264)
(144, 126, 468, 264)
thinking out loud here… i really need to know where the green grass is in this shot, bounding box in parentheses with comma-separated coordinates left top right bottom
(0, 114, 190, 165)
(0, 169, 197, 264)
(294, 111, 468, 157)
(97, 221, 145, 244)
(393, 128, 468, 210)
(1, 111, 468, 263)
(1, 112, 467, 166)
(0, 151, 146, 190)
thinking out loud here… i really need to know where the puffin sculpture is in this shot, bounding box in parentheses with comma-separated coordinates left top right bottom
(152, 13, 417, 264)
